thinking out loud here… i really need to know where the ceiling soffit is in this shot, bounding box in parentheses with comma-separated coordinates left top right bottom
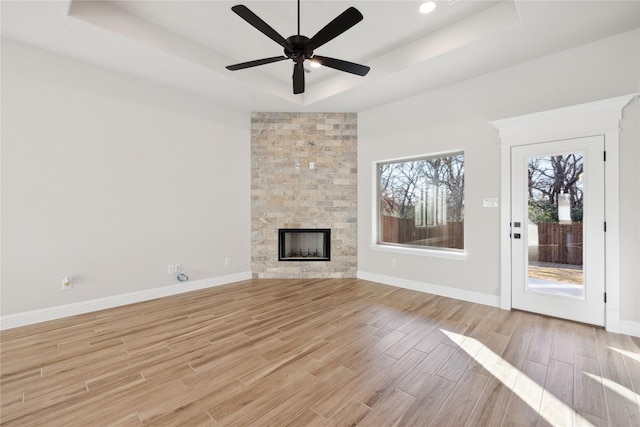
(66, 0, 519, 107)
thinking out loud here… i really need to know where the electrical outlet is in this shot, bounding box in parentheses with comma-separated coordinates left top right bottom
(167, 265, 174, 274)
(225, 257, 231, 266)
(62, 276, 73, 290)
(391, 259, 397, 268)
(175, 264, 182, 273)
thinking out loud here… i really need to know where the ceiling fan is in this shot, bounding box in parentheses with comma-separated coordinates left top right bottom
(226, 0, 370, 94)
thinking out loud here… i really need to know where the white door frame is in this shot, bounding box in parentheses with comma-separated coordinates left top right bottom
(491, 94, 637, 333)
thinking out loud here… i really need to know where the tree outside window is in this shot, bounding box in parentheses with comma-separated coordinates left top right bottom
(378, 152, 464, 250)
(528, 153, 583, 224)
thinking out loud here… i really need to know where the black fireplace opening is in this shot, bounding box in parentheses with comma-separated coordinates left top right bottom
(278, 228, 331, 261)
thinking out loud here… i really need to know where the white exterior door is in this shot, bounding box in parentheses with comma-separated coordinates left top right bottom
(511, 136, 605, 325)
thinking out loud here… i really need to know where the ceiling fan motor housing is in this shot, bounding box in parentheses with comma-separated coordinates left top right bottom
(285, 35, 313, 63)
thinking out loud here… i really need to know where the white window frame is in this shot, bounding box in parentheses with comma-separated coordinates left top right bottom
(371, 151, 466, 260)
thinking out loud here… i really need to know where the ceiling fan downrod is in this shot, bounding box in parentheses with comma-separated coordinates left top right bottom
(297, 0, 301, 36)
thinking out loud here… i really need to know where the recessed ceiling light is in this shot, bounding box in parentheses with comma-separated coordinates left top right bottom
(419, 1, 437, 14)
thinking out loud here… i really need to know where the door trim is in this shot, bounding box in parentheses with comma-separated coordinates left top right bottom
(490, 94, 637, 333)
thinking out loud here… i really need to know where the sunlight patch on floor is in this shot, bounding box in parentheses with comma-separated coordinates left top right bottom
(441, 329, 592, 427)
(584, 372, 640, 405)
(609, 346, 640, 363)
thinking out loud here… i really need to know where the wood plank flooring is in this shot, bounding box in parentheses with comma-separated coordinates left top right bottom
(1, 278, 639, 426)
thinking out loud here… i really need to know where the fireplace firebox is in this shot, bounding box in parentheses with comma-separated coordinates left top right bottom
(278, 229, 331, 261)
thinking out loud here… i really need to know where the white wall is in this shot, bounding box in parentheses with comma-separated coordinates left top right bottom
(2, 29, 638, 329)
(619, 95, 640, 324)
(1, 39, 251, 317)
(358, 30, 640, 323)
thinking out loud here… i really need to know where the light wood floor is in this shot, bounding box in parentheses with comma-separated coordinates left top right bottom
(1, 279, 639, 426)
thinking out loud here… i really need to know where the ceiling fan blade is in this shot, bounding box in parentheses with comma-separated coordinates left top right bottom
(226, 56, 288, 71)
(293, 62, 305, 94)
(306, 7, 363, 52)
(312, 56, 370, 76)
(231, 5, 294, 52)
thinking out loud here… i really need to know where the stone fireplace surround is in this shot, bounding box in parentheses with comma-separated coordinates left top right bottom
(251, 112, 357, 278)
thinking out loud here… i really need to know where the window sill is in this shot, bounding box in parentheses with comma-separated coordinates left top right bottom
(369, 244, 468, 261)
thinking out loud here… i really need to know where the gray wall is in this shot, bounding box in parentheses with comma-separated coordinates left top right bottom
(358, 30, 639, 323)
(1, 39, 252, 315)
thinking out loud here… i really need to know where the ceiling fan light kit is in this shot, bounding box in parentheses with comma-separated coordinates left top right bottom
(226, 0, 370, 95)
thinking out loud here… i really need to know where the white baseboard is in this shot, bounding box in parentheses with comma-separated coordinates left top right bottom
(0, 271, 253, 330)
(5, 272, 636, 337)
(357, 271, 501, 308)
(619, 319, 640, 338)
(357, 271, 640, 337)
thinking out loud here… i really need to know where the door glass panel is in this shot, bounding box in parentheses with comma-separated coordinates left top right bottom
(527, 153, 584, 299)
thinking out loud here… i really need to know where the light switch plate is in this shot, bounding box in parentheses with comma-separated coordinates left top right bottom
(483, 197, 499, 208)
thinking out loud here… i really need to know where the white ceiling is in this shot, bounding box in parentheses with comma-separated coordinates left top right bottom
(2, 1, 639, 112)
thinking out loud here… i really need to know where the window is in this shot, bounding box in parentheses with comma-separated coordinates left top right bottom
(377, 152, 464, 251)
